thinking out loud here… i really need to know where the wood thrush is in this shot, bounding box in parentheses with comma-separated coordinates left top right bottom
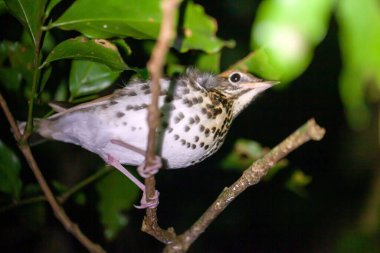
(22, 68, 276, 208)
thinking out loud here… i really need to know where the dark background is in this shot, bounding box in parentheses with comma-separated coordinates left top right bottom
(1, 0, 379, 252)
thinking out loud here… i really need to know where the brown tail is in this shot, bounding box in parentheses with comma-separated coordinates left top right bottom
(17, 119, 49, 146)
(18, 119, 54, 144)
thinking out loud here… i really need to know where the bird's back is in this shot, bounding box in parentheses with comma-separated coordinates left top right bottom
(35, 75, 234, 169)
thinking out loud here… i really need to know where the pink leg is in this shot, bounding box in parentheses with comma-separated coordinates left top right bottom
(106, 154, 159, 209)
(110, 139, 162, 178)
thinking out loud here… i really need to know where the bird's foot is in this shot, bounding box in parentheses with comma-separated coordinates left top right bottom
(134, 190, 160, 209)
(105, 154, 160, 209)
(137, 155, 162, 178)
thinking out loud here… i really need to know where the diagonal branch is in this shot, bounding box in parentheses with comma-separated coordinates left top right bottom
(162, 118, 326, 253)
(142, 0, 180, 242)
(0, 93, 106, 253)
(0, 166, 111, 214)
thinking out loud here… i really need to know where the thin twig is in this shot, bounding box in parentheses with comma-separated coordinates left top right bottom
(58, 166, 111, 203)
(0, 93, 106, 253)
(163, 119, 326, 253)
(0, 195, 46, 214)
(0, 166, 111, 214)
(25, 32, 43, 138)
(142, 0, 180, 242)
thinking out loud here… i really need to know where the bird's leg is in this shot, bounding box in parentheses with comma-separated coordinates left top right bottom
(110, 139, 162, 178)
(105, 154, 159, 209)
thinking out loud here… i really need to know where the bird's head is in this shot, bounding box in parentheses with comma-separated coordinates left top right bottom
(215, 70, 278, 118)
(181, 68, 277, 119)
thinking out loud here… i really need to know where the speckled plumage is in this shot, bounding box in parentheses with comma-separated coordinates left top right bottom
(35, 69, 273, 170)
(28, 68, 275, 208)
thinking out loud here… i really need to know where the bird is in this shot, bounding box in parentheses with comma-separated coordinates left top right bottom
(22, 68, 276, 208)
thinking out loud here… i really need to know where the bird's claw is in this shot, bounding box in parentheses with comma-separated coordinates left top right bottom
(137, 156, 162, 178)
(134, 190, 160, 209)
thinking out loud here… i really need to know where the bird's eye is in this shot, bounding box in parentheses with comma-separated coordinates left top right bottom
(229, 73, 241, 84)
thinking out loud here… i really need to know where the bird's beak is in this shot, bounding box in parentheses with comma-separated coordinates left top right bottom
(241, 80, 279, 89)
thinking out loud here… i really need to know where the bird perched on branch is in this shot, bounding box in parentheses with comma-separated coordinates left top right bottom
(21, 68, 276, 208)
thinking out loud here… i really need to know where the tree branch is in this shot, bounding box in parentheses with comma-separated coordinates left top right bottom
(162, 118, 326, 253)
(0, 166, 111, 214)
(0, 93, 106, 253)
(142, 0, 180, 242)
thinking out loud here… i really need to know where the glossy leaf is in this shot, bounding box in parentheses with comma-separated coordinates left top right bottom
(250, 0, 333, 83)
(113, 39, 132, 56)
(95, 169, 139, 240)
(0, 140, 22, 199)
(336, 0, 380, 130)
(69, 60, 120, 98)
(41, 37, 129, 71)
(51, 0, 161, 39)
(50, 0, 229, 53)
(4, 0, 47, 47)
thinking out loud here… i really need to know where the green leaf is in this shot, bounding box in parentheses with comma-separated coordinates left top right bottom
(4, 0, 47, 47)
(222, 138, 288, 180)
(113, 39, 132, 56)
(51, 0, 161, 39)
(41, 36, 129, 71)
(195, 52, 220, 73)
(230, 50, 284, 82)
(51, 180, 68, 194)
(0, 41, 34, 87)
(0, 140, 22, 199)
(39, 65, 52, 92)
(45, 0, 61, 19)
(263, 159, 288, 181)
(54, 80, 68, 101)
(221, 139, 266, 171)
(69, 60, 120, 99)
(167, 64, 185, 76)
(41, 31, 56, 53)
(0, 68, 22, 91)
(95, 169, 139, 240)
(286, 169, 311, 197)
(250, 0, 333, 83)
(49, 0, 229, 53)
(0, 1, 6, 14)
(73, 192, 86, 206)
(336, 0, 380, 130)
(178, 2, 234, 53)
(335, 231, 379, 253)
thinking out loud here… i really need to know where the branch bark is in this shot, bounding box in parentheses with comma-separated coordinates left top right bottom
(0, 93, 106, 253)
(143, 0, 180, 242)
(162, 119, 325, 253)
